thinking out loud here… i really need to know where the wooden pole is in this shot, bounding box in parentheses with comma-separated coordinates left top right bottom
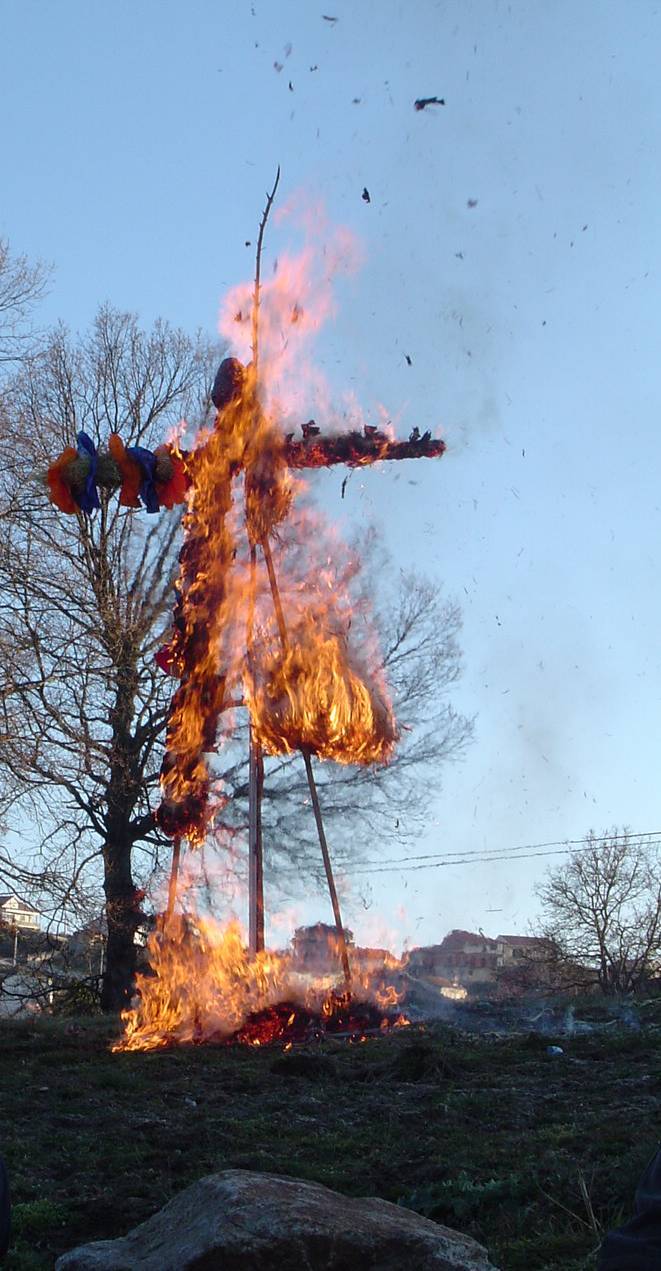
(248, 726, 265, 956)
(259, 534, 352, 995)
(245, 173, 280, 958)
(245, 167, 350, 988)
(261, 535, 289, 648)
(164, 836, 182, 924)
(246, 545, 266, 957)
(301, 749, 352, 994)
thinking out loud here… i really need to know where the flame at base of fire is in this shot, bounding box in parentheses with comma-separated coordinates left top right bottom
(114, 914, 408, 1053)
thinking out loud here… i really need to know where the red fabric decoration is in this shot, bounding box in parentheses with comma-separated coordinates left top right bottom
(155, 642, 180, 676)
(154, 445, 190, 509)
(46, 447, 78, 514)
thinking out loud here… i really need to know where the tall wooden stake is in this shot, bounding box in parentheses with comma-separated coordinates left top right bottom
(247, 547, 265, 958)
(248, 725, 265, 956)
(164, 836, 182, 924)
(244, 173, 280, 959)
(244, 164, 350, 988)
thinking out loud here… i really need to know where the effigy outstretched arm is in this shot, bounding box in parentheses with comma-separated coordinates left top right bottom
(45, 423, 445, 515)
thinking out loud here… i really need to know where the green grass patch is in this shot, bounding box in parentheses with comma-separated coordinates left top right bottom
(0, 1016, 659, 1268)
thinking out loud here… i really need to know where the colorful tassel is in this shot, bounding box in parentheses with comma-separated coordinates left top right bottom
(126, 445, 159, 513)
(154, 446, 190, 509)
(46, 447, 78, 514)
(108, 434, 141, 508)
(75, 432, 101, 513)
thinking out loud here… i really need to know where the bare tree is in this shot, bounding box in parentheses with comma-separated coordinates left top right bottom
(0, 239, 49, 369)
(536, 829, 661, 995)
(0, 306, 219, 1010)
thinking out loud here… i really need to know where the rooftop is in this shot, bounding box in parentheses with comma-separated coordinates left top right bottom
(497, 935, 552, 947)
(0, 894, 40, 913)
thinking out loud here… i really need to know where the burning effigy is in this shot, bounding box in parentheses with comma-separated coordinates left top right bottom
(44, 175, 445, 1051)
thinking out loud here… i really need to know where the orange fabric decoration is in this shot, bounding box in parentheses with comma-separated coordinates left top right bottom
(154, 446, 191, 509)
(108, 434, 141, 508)
(46, 447, 78, 514)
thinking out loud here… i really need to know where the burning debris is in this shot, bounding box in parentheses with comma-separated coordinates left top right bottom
(113, 915, 409, 1053)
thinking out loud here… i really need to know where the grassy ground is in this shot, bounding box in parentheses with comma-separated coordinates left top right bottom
(1, 1014, 660, 1269)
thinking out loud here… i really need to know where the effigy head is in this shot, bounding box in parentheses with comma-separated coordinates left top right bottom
(211, 358, 247, 411)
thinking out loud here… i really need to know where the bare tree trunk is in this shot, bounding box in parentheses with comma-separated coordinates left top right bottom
(101, 837, 140, 1011)
(101, 661, 142, 1011)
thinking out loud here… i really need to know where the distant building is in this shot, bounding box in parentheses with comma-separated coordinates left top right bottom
(406, 930, 498, 987)
(352, 946, 395, 973)
(0, 894, 41, 932)
(292, 923, 354, 972)
(496, 935, 554, 967)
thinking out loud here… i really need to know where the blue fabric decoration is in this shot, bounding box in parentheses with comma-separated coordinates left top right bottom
(75, 432, 101, 513)
(127, 445, 160, 513)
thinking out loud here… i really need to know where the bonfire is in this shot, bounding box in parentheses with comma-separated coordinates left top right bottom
(45, 173, 446, 1051)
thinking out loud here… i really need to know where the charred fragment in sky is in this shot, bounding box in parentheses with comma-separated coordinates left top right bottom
(414, 96, 445, 111)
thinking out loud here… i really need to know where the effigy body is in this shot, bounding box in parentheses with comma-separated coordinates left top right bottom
(45, 359, 445, 849)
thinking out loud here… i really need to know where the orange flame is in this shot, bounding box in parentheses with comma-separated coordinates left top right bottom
(247, 613, 398, 765)
(115, 909, 408, 1053)
(115, 916, 287, 1051)
(124, 204, 406, 1052)
(157, 222, 398, 842)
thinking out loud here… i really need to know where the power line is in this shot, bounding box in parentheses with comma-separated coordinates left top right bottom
(343, 840, 661, 876)
(320, 829, 661, 878)
(346, 827, 661, 871)
(274, 828, 661, 878)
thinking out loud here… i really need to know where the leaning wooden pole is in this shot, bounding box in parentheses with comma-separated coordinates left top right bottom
(301, 749, 352, 992)
(260, 534, 353, 995)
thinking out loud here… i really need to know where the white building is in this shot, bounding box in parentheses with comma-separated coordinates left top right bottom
(0, 893, 41, 931)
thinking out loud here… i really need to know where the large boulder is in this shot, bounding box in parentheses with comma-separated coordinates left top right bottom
(56, 1169, 499, 1270)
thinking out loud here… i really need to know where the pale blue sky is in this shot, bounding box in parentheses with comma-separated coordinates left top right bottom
(2, 0, 660, 951)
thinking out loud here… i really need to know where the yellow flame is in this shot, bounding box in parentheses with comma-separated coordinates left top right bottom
(115, 910, 407, 1053)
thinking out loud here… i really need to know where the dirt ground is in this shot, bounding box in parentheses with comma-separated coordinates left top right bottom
(1, 1012, 659, 1269)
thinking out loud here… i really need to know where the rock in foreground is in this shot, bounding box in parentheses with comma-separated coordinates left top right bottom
(55, 1169, 499, 1270)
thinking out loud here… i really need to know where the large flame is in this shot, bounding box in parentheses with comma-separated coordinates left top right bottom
(125, 206, 404, 1052)
(115, 909, 408, 1053)
(157, 220, 398, 844)
(116, 916, 287, 1051)
(248, 613, 397, 764)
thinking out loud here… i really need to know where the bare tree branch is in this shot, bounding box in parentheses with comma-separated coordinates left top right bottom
(535, 828, 661, 994)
